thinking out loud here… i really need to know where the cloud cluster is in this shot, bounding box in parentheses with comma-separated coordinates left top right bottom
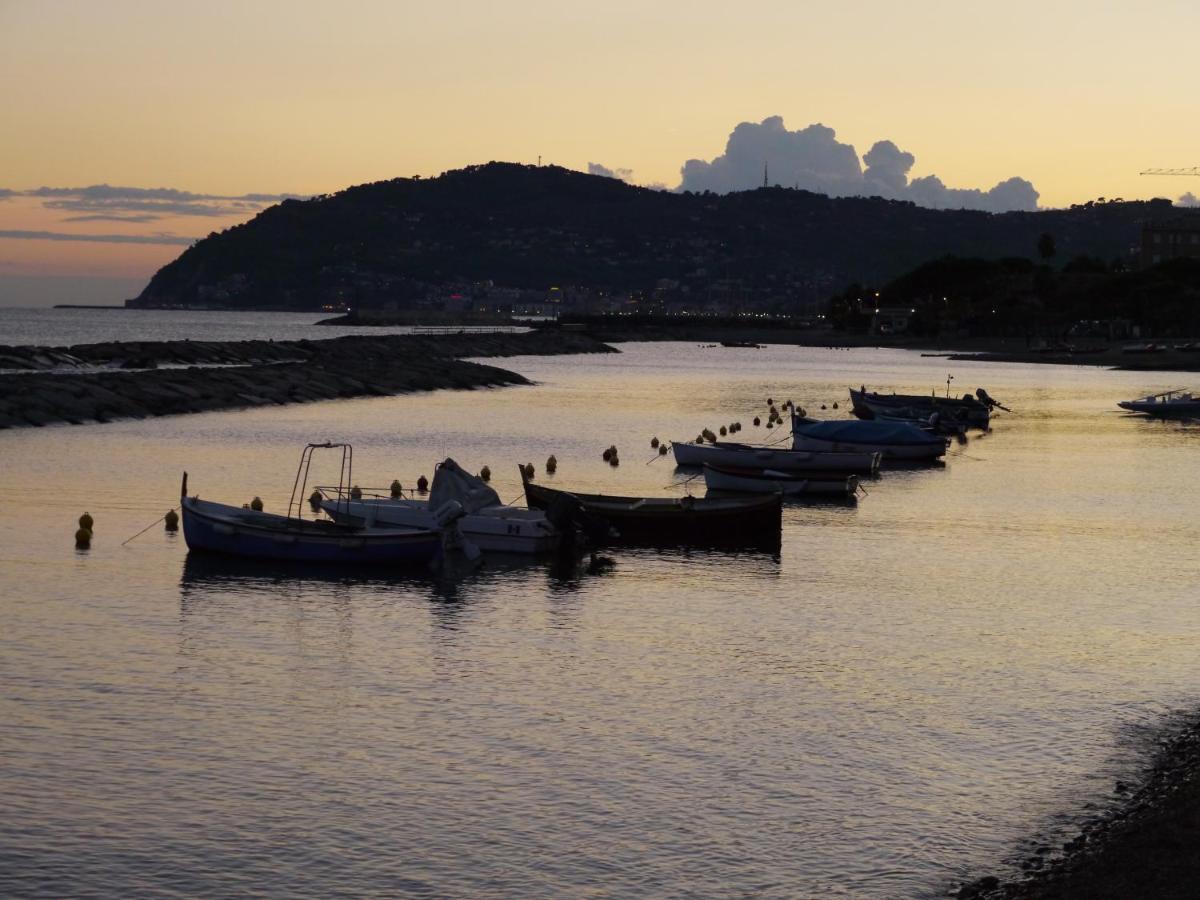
(673, 116, 1039, 212)
(1178, 192, 1200, 208)
(0, 185, 304, 251)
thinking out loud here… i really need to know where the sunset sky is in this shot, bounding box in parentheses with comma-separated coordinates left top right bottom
(2, 0, 1198, 305)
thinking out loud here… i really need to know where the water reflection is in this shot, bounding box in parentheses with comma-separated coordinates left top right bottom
(8, 344, 1200, 899)
(179, 550, 443, 601)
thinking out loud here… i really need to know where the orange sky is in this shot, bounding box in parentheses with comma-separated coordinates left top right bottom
(2, 0, 1197, 304)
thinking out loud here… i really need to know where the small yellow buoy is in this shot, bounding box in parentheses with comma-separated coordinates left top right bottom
(75, 527, 92, 547)
(79, 512, 94, 531)
(417, 475, 429, 492)
(546, 455, 557, 473)
(164, 509, 179, 531)
(480, 465, 491, 482)
(250, 496, 264, 511)
(390, 480, 402, 498)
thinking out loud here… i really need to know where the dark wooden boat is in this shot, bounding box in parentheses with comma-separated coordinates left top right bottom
(849, 386, 998, 428)
(520, 470, 781, 548)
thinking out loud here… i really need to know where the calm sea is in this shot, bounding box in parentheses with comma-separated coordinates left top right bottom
(1, 340, 1198, 897)
(0, 307, 520, 347)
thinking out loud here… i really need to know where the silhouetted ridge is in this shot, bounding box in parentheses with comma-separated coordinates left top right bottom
(129, 162, 1179, 311)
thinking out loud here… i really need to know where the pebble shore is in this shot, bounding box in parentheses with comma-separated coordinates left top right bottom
(957, 716, 1200, 899)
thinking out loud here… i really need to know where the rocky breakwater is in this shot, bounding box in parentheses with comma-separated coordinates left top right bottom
(0, 331, 615, 429)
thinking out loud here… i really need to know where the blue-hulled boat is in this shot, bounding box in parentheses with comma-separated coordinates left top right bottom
(179, 443, 443, 566)
(791, 414, 948, 461)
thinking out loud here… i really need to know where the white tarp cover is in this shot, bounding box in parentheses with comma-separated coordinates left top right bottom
(428, 458, 502, 514)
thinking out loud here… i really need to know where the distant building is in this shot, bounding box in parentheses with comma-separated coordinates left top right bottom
(1141, 215, 1200, 267)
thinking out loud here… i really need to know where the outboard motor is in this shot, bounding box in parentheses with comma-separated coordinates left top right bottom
(432, 499, 466, 526)
(544, 493, 613, 547)
(432, 499, 482, 563)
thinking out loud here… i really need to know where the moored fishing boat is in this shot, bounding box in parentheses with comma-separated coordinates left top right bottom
(702, 464, 858, 498)
(320, 458, 560, 554)
(671, 439, 880, 474)
(520, 470, 781, 547)
(181, 482, 443, 565)
(791, 413, 948, 461)
(849, 386, 998, 428)
(1117, 389, 1200, 418)
(180, 443, 445, 566)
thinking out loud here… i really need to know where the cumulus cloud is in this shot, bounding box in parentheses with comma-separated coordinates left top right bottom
(681, 117, 863, 196)
(862, 140, 915, 195)
(587, 162, 634, 182)
(1178, 192, 1200, 208)
(677, 116, 1039, 212)
(0, 229, 195, 245)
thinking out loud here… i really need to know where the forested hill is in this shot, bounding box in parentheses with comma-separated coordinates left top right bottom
(129, 162, 1177, 310)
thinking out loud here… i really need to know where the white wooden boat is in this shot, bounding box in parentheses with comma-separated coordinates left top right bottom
(1117, 389, 1200, 418)
(321, 458, 561, 554)
(671, 440, 880, 474)
(791, 414, 948, 461)
(180, 445, 443, 566)
(703, 464, 858, 498)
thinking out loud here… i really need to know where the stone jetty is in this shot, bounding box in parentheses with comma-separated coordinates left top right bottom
(0, 331, 614, 430)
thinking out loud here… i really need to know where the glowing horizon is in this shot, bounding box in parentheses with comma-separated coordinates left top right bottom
(2, 0, 1198, 304)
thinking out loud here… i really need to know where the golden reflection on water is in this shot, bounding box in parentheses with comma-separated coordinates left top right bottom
(1, 343, 1199, 897)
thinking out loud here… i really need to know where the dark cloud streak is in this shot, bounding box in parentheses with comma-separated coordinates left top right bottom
(60, 214, 163, 223)
(0, 229, 195, 246)
(10, 183, 307, 221)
